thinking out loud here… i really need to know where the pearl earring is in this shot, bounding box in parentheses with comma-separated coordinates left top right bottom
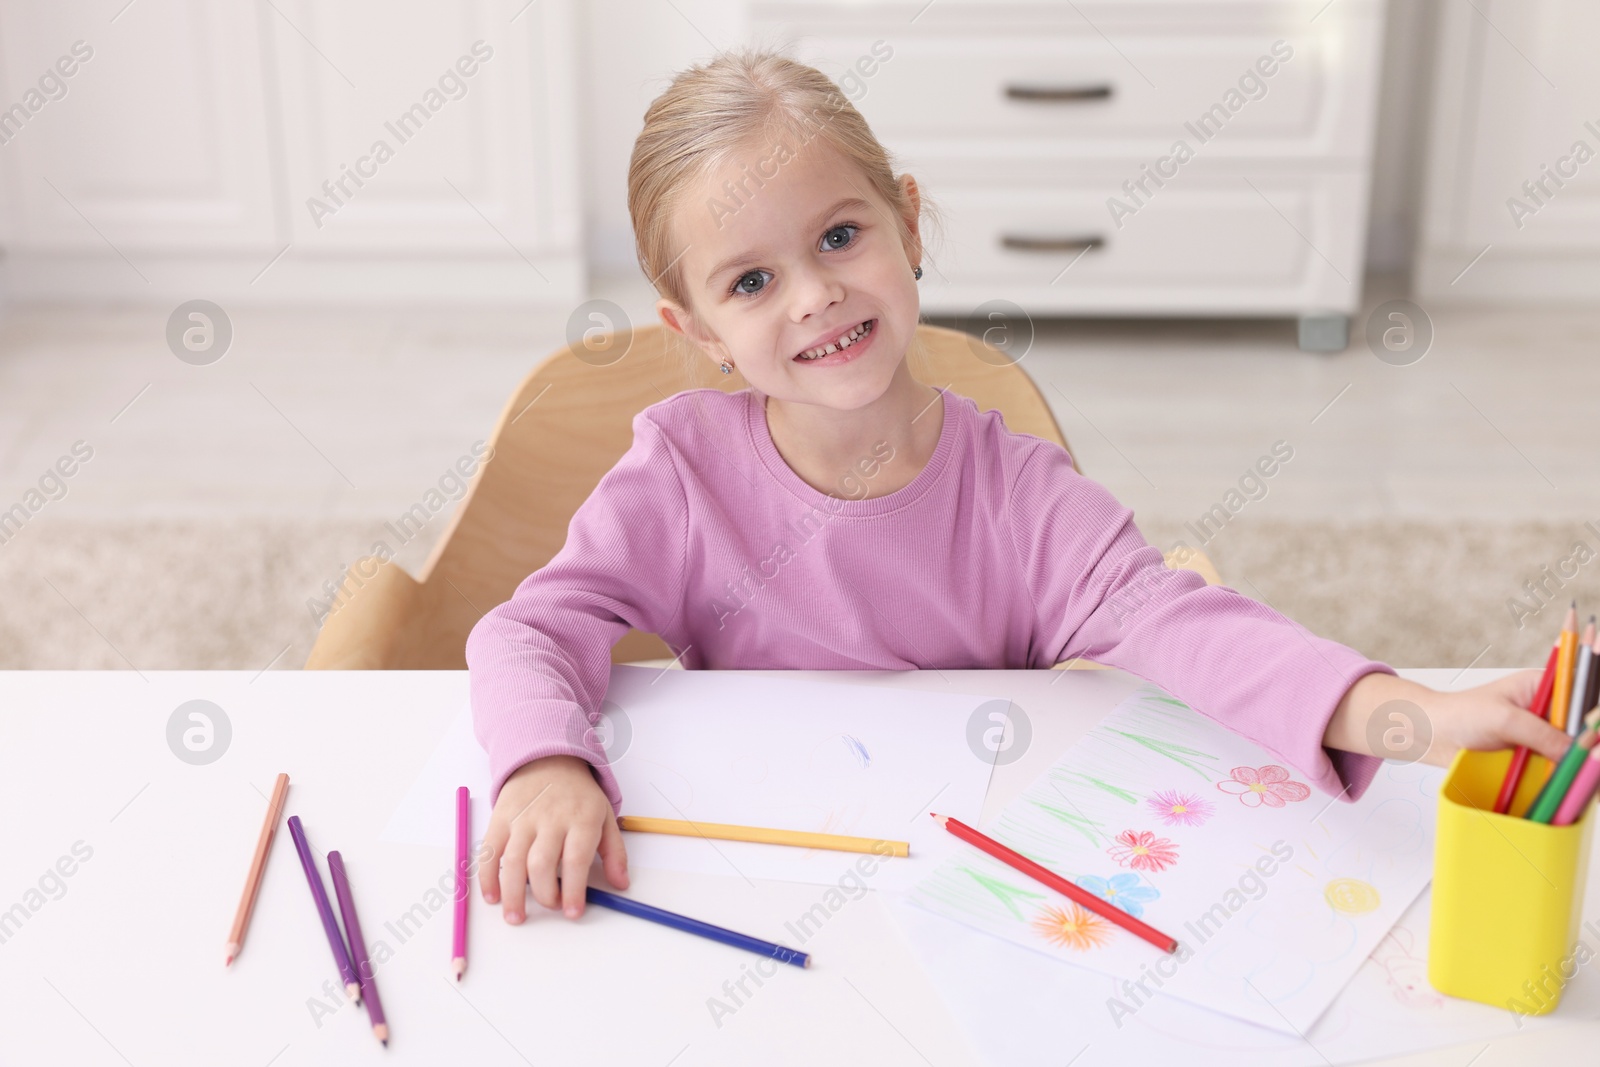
(913, 265, 923, 280)
(719, 360, 733, 375)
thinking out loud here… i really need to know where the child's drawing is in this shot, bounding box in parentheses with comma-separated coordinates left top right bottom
(1146, 789, 1215, 827)
(1325, 878, 1381, 915)
(960, 864, 1046, 920)
(1030, 902, 1112, 951)
(1078, 873, 1160, 918)
(1029, 797, 1108, 847)
(904, 683, 1442, 1035)
(805, 731, 875, 777)
(1107, 829, 1180, 872)
(1368, 927, 1442, 1009)
(1217, 764, 1312, 808)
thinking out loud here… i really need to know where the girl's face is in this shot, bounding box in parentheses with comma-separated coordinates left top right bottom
(656, 139, 923, 412)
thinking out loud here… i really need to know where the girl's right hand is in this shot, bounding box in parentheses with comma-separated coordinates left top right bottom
(479, 754, 629, 923)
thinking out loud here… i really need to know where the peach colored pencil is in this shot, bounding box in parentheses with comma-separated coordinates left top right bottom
(226, 772, 290, 966)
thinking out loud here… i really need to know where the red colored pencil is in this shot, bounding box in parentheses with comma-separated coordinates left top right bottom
(931, 813, 1178, 953)
(1495, 640, 1560, 814)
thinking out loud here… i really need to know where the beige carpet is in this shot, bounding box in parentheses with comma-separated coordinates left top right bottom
(2, 517, 1596, 672)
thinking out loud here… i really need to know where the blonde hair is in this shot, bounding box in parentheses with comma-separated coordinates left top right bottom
(628, 47, 940, 322)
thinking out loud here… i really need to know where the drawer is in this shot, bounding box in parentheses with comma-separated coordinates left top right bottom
(914, 170, 1367, 314)
(753, 2, 1383, 161)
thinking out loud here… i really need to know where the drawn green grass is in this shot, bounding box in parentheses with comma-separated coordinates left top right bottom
(1028, 800, 1107, 846)
(957, 864, 1046, 920)
(1107, 730, 1219, 781)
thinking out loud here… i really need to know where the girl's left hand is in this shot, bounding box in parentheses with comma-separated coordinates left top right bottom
(1420, 670, 1575, 768)
(1329, 669, 1574, 769)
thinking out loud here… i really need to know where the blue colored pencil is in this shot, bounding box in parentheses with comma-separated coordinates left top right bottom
(583, 886, 810, 968)
(286, 815, 362, 1002)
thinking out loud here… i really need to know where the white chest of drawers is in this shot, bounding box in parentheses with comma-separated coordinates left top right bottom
(751, 1, 1388, 348)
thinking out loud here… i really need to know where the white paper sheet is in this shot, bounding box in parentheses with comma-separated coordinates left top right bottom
(903, 684, 1441, 1034)
(381, 665, 1007, 892)
(885, 884, 1586, 1067)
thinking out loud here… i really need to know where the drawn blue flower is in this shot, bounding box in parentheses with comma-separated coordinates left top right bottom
(1076, 872, 1160, 919)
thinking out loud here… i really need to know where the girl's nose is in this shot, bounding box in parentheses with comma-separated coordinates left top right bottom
(787, 261, 846, 322)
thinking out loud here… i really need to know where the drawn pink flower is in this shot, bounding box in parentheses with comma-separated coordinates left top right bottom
(1146, 790, 1215, 828)
(1106, 829, 1179, 873)
(1217, 765, 1311, 808)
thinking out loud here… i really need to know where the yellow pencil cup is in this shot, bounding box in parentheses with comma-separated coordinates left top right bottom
(1428, 748, 1596, 1014)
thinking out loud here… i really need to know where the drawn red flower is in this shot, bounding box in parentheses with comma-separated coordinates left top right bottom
(1217, 764, 1311, 808)
(1106, 829, 1179, 873)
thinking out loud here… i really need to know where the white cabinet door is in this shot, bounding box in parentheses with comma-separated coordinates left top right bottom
(1442, 0, 1600, 248)
(1417, 0, 1600, 300)
(269, 0, 577, 256)
(0, 0, 277, 250)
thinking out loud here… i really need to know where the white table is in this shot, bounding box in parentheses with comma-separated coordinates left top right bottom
(1, 668, 1595, 1066)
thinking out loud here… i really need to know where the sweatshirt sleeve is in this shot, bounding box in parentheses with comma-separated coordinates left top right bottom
(466, 412, 688, 813)
(1008, 444, 1392, 803)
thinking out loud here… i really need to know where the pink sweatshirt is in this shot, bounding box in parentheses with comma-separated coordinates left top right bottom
(467, 386, 1392, 811)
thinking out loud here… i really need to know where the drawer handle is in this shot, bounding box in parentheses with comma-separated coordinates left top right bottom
(1000, 234, 1106, 253)
(1004, 83, 1113, 102)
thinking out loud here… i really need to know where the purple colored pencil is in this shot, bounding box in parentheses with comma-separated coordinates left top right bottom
(453, 786, 469, 980)
(328, 851, 388, 1046)
(286, 815, 361, 1003)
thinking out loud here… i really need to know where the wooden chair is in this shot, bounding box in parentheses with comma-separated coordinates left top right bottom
(304, 322, 1220, 670)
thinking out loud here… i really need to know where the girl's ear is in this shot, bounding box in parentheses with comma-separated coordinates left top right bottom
(657, 298, 730, 365)
(898, 173, 924, 267)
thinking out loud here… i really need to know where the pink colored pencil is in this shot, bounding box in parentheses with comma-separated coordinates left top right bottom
(453, 786, 469, 980)
(1552, 747, 1600, 826)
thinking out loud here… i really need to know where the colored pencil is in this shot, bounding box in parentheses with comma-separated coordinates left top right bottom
(225, 772, 289, 966)
(1584, 629, 1600, 722)
(1549, 603, 1579, 732)
(1568, 617, 1596, 739)
(1552, 746, 1600, 826)
(931, 813, 1179, 953)
(1495, 641, 1560, 814)
(286, 815, 362, 1002)
(329, 852, 388, 1046)
(1526, 711, 1600, 823)
(617, 815, 909, 857)
(582, 885, 810, 967)
(453, 786, 469, 981)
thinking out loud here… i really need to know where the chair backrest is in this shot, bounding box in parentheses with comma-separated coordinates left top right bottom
(408, 322, 1071, 667)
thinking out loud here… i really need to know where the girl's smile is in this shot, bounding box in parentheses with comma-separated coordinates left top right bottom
(792, 318, 876, 365)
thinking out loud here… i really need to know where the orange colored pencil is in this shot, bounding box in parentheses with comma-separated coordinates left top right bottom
(931, 813, 1179, 953)
(1550, 603, 1579, 732)
(1495, 641, 1560, 814)
(226, 772, 290, 966)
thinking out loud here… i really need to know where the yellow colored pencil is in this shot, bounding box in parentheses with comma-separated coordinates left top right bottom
(1551, 602, 1580, 732)
(617, 815, 909, 857)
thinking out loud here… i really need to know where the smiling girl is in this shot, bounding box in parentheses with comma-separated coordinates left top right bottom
(467, 49, 1571, 926)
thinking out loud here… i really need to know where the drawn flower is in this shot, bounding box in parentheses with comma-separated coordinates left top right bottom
(1217, 765, 1311, 808)
(1146, 789, 1215, 827)
(1106, 829, 1179, 873)
(1076, 873, 1161, 919)
(1030, 903, 1112, 951)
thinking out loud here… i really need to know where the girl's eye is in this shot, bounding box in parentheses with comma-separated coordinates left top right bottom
(732, 220, 864, 295)
(821, 224, 859, 251)
(730, 270, 771, 297)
